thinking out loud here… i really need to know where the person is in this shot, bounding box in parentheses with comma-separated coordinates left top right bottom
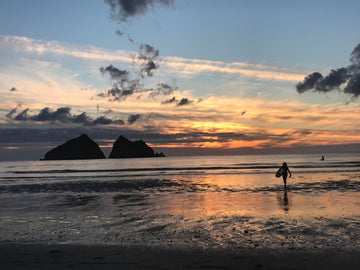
(280, 162, 291, 189)
(320, 155, 325, 161)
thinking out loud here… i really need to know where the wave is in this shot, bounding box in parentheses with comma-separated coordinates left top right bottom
(8, 161, 360, 175)
(0, 178, 359, 194)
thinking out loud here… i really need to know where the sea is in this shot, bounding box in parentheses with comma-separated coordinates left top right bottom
(0, 153, 360, 252)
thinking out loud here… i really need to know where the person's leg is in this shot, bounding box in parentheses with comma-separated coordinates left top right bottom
(282, 175, 287, 189)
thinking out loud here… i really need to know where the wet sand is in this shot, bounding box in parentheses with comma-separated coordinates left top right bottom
(1, 243, 359, 270)
(1, 190, 360, 269)
(1, 156, 360, 268)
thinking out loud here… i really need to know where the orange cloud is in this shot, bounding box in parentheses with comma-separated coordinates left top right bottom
(4, 146, 19, 150)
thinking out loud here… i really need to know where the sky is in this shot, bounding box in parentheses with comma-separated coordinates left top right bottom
(1, 0, 360, 161)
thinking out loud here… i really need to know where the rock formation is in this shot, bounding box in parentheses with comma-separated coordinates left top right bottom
(108, 135, 165, 158)
(43, 134, 106, 160)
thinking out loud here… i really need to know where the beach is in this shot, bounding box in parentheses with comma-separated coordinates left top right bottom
(0, 154, 359, 269)
(1, 243, 360, 269)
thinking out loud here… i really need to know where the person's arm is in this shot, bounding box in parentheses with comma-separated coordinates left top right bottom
(288, 169, 291, 177)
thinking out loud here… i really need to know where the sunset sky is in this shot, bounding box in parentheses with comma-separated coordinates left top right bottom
(1, 0, 360, 161)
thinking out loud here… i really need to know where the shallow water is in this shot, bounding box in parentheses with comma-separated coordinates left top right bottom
(0, 154, 360, 252)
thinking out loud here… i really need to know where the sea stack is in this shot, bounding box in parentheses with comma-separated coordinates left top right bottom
(109, 135, 165, 158)
(43, 134, 106, 160)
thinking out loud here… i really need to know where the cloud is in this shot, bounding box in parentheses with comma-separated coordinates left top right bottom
(177, 98, 192, 106)
(350, 43, 360, 65)
(0, 35, 133, 62)
(161, 96, 176, 104)
(149, 83, 176, 97)
(10, 87, 17, 92)
(138, 43, 159, 77)
(296, 43, 360, 99)
(14, 108, 29, 121)
(99, 64, 129, 82)
(98, 59, 175, 101)
(115, 30, 124, 37)
(296, 72, 324, 93)
(104, 0, 173, 22)
(99, 64, 142, 101)
(1, 36, 305, 82)
(6, 104, 22, 118)
(128, 114, 142, 124)
(8, 106, 124, 126)
(98, 83, 139, 101)
(98, 41, 167, 102)
(98, 82, 175, 102)
(161, 96, 194, 106)
(163, 56, 305, 81)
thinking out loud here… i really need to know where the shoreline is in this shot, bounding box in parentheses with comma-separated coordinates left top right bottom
(0, 243, 359, 269)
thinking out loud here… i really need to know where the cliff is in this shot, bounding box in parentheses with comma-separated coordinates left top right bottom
(108, 135, 165, 158)
(43, 134, 106, 160)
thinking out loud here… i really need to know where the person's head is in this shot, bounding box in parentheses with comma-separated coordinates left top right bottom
(283, 162, 287, 166)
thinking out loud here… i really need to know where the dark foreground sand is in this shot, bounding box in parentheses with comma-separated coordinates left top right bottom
(0, 244, 359, 270)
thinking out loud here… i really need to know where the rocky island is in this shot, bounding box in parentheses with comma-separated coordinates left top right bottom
(109, 135, 165, 158)
(43, 134, 106, 160)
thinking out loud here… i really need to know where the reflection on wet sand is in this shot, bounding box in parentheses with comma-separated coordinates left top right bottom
(163, 192, 284, 220)
(276, 190, 291, 212)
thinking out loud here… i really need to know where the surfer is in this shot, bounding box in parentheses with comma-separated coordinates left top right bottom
(320, 155, 325, 161)
(279, 162, 291, 190)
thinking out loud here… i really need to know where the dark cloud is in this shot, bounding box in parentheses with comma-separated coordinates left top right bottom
(128, 114, 142, 124)
(161, 96, 194, 106)
(315, 68, 349, 92)
(350, 43, 360, 65)
(8, 107, 124, 126)
(161, 96, 176, 104)
(344, 74, 360, 98)
(6, 108, 18, 118)
(99, 64, 143, 101)
(31, 107, 71, 122)
(115, 30, 135, 43)
(148, 83, 176, 97)
(100, 65, 129, 83)
(115, 30, 124, 37)
(93, 116, 123, 125)
(14, 109, 29, 121)
(138, 43, 159, 77)
(127, 34, 135, 44)
(104, 0, 173, 22)
(99, 84, 136, 101)
(177, 98, 192, 106)
(296, 72, 323, 93)
(6, 104, 22, 118)
(98, 65, 175, 101)
(10, 87, 16, 92)
(100, 1, 179, 105)
(296, 43, 360, 99)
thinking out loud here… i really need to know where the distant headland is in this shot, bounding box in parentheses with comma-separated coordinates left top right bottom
(42, 134, 165, 160)
(109, 135, 165, 159)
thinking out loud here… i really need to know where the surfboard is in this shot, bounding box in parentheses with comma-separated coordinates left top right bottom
(275, 167, 285, 178)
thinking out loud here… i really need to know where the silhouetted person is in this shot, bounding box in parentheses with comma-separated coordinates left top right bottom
(320, 155, 325, 161)
(280, 162, 291, 189)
